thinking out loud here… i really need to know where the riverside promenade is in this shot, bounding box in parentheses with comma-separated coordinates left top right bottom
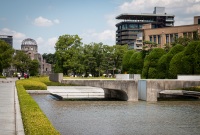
(0, 78, 24, 135)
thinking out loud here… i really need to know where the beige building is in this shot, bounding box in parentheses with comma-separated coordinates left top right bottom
(143, 16, 200, 48)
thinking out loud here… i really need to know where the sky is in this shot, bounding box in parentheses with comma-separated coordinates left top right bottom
(0, 0, 200, 54)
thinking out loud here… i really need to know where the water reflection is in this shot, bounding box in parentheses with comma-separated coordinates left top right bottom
(31, 94, 200, 135)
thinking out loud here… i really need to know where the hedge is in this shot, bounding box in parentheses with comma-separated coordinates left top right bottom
(16, 79, 60, 135)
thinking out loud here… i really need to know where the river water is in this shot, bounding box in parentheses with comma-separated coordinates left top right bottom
(31, 94, 200, 135)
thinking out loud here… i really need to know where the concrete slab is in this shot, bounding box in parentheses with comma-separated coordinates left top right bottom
(48, 86, 105, 99)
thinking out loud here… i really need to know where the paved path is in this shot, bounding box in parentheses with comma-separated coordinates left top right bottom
(0, 78, 24, 135)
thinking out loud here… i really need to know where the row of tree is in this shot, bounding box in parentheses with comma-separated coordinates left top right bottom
(122, 40, 200, 79)
(0, 40, 39, 76)
(52, 34, 128, 77)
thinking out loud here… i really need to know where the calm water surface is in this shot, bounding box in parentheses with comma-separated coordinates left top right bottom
(31, 94, 200, 135)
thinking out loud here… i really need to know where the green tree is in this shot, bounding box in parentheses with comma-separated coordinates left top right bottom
(112, 45, 128, 73)
(122, 50, 135, 73)
(181, 41, 200, 74)
(194, 43, 200, 74)
(142, 48, 165, 79)
(13, 50, 31, 74)
(157, 44, 184, 78)
(42, 53, 55, 64)
(169, 51, 185, 78)
(29, 59, 39, 76)
(55, 34, 82, 75)
(0, 40, 14, 74)
(129, 52, 144, 74)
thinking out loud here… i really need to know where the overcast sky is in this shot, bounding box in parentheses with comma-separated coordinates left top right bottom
(0, 0, 200, 54)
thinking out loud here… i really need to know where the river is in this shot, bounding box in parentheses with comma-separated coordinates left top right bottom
(31, 94, 200, 135)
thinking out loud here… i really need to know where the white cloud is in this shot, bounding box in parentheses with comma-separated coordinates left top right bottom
(36, 37, 45, 45)
(53, 19, 60, 24)
(34, 16, 60, 27)
(36, 37, 57, 54)
(0, 28, 26, 50)
(0, 28, 26, 39)
(186, 4, 200, 14)
(117, 0, 200, 26)
(81, 29, 115, 45)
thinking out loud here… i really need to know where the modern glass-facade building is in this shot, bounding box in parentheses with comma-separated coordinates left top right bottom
(116, 7, 175, 49)
(0, 35, 13, 47)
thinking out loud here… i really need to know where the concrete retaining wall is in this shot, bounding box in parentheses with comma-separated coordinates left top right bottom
(139, 79, 200, 101)
(49, 73, 63, 82)
(177, 75, 200, 80)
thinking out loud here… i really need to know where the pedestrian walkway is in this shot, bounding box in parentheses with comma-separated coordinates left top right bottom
(0, 78, 24, 135)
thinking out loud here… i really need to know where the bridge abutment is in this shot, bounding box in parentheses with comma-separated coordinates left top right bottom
(61, 80, 138, 101)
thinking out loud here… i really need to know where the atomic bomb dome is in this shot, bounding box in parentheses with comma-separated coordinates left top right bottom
(20, 38, 52, 75)
(21, 38, 38, 53)
(21, 38, 37, 46)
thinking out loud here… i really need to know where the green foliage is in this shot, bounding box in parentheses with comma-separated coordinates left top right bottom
(171, 36, 192, 47)
(169, 51, 185, 78)
(13, 50, 31, 73)
(122, 50, 135, 73)
(42, 53, 55, 64)
(181, 41, 200, 74)
(129, 52, 144, 74)
(30, 76, 73, 86)
(17, 79, 47, 90)
(194, 43, 200, 74)
(142, 48, 165, 78)
(55, 34, 82, 75)
(54, 34, 128, 77)
(16, 81, 60, 135)
(29, 59, 39, 76)
(182, 86, 200, 92)
(0, 75, 6, 78)
(0, 40, 14, 73)
(157, 44, 185, 78)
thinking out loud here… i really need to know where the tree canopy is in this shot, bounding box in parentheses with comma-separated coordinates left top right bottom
(0, 40, 14, 74)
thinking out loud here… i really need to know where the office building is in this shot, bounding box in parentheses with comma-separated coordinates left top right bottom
(143, 16, 200, 48)
(0, 35, 13, 47)
(116, 7, 175, 49)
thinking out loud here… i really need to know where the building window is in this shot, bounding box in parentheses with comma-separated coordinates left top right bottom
(175, 33, 178, 40)
(188, 32, 192, 38)
(158, 35, 161, 44)
(129, 24, 139, 29)
(183, 32, 187, 37)
(170, 34, 173, 43)
(153, 35, 156, 43)
(149, 36, 152, 42)
(166, 34, 169, 44)
(198, 19, 200, 24)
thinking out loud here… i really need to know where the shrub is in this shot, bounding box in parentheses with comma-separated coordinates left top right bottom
(17, 79, 47, 90)
(182, 86, 200, 92)
(29, 76, 72, 86)
(0, 75, 6, 78)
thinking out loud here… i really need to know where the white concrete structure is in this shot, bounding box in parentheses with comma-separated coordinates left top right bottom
(115, 74, 141, 80)
(48, 86, 104, 99)
(177, 75, 200, 80)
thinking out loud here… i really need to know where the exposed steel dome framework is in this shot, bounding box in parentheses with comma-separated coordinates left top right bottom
(21, 38, 37, 46)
